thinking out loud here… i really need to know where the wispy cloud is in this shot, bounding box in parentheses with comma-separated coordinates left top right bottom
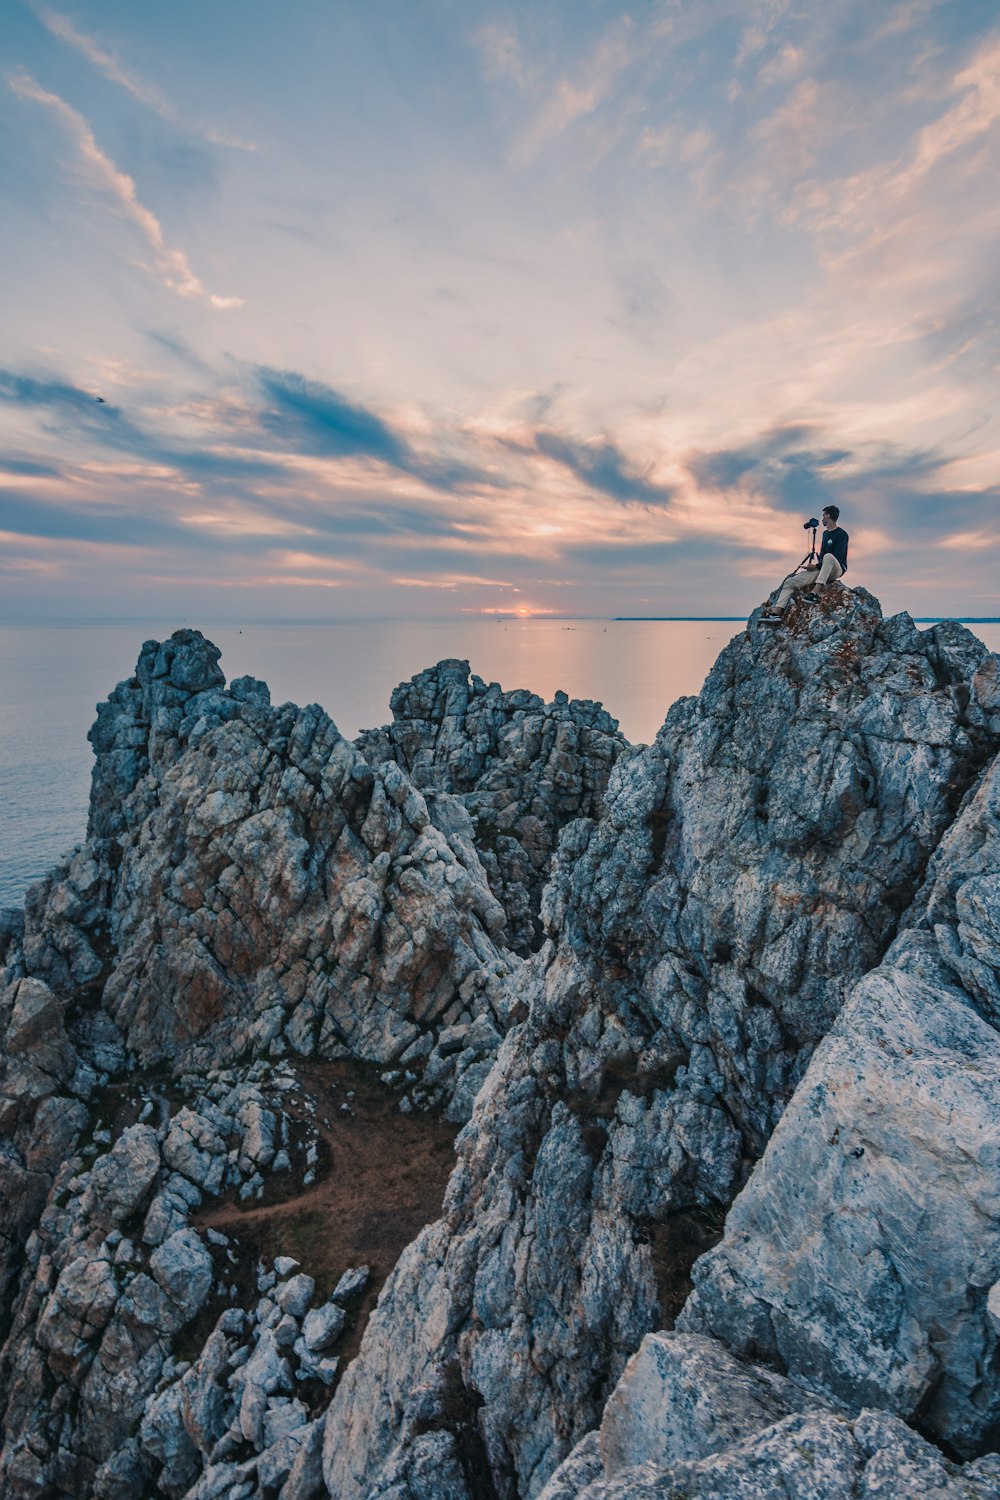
(736, 0, 793, 66)
(32, 6, 257, 151)
(256, 368, 410, 466)
(510, 23, 636, 167)
(253, 367, 506, 495)
(533, 430, 676, 508)
(0, 369, 279, 483)
(873, 0, 948, 43)
(472, 23, 535, 90)
(785, 32, 1000, 241)
(7, 71, 243, 308)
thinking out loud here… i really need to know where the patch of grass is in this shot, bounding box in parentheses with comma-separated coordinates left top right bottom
(191, 1056, 458, 1384)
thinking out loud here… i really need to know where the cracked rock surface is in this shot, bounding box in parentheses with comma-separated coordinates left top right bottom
(322, 590, 1000, 1500)
(2, 594, 1000, 1500)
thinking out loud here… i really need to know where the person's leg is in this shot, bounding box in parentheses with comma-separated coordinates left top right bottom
(816, 554, 843, 587)
(773, 568, 819, 612)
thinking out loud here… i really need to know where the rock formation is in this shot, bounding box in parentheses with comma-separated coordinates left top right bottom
(1, 587, 999, 1499)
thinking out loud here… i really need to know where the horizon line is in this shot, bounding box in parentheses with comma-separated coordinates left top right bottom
(1, 614, 998, 627)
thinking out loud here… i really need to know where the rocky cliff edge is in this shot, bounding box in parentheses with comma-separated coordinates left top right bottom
(1, 589, 999, 1500)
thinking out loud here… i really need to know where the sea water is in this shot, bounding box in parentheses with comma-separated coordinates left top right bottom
(2, 616, 997, 910)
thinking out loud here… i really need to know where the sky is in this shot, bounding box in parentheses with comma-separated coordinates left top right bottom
(0, 0, 998, 622)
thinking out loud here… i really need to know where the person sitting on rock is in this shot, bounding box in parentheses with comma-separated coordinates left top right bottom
(760, 505, 849, 624)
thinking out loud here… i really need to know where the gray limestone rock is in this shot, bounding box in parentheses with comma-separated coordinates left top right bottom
(277, 1417, 326, 1500)
(542, 1409, 1000, 1499)
(301, 1298, 346, 1352)
(36, 1252, 118, 1366)
(162, 1109, 227, 1193)
(598, 1332, 834, 1476)
(322, 593, 1000, 1500)
(141, 1381, 201, 1498)
(276, 1273, 315, 1320)
(27, 632, 545, 1112)
(332, 1264, 370, 1302)
(259, 1423, 311, 1491)
(149, 1230, 214, 1327)
(681, 755, 1000, 1457)
(234, 1328, 293, 1448)
(81, 1123, 161, 1230)
(356, 658, 628, 954)
(534, 1434, 603, 1500)
(3, 606, 1000, 1500)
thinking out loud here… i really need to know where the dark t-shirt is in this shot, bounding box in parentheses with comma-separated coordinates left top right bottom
(820, 525, 848, 572)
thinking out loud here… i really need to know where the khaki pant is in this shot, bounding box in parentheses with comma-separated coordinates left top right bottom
(775, 553, 843, 612)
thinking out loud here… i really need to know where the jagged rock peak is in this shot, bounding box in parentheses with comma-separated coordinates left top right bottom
(357, 658, 628, 953)
(14, 631, 628, 1097)
(3, 604, 1000, 1500)
(321, 591, 1000, 1500)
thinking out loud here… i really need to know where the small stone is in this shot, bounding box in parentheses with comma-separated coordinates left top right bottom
(332, 1265, 370, 1303)
(274, 1314, 299, 1350)
(262, 1395, 308, 1448)
(302, 1300, 345, 1353)
(276, 1273, 315, 1319)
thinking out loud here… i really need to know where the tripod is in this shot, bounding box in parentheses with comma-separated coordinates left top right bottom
(792, 522, 819, 574)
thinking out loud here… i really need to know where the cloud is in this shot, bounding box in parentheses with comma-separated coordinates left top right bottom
(736, 0, 793, 66)
(533, 431, 676, 508)
(905, 35, 1000, 183)
(563, 535, 742, 571)
(7, 71, 243, 308)
(684, 422, 1000, 564)
(256, 368, 410, 466)
(0, 368, 283, 483)
(1, 359, 500, 522)
(873, 0, 948, 43)
(0, 369, 121, 419)
(144, 331, 215, 376)
(688, 424, 850, 508)
(0, 487, 185, 548)
(615, 260, 672, 330)
(789, 32, 1000, 241)
(756, 44, 805, 86)
(253, 367, 505, 495)
(748, 76, 836, 190)
(33, 6, 258, 150)
(472, 23, 534, 90)
(0, 457, 62, 478)
(511, 23, 636, 167)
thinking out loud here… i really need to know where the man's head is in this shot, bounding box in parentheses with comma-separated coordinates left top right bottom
(822, 505, 840, 530)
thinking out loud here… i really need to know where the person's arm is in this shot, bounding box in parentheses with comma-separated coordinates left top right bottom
(831, 528, 848, 570)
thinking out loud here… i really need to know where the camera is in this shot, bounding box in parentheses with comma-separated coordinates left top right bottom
(803, 517, 819, 530)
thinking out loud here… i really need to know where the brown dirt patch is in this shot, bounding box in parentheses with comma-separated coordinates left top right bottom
(644, 1203, 727, 1328)
(192, 1058, 458, 1367)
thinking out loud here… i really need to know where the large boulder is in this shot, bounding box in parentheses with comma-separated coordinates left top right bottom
(681, 749, 1000, 1458)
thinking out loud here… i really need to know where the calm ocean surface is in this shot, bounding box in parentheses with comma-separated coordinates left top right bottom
(2, 616, 998, 911)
